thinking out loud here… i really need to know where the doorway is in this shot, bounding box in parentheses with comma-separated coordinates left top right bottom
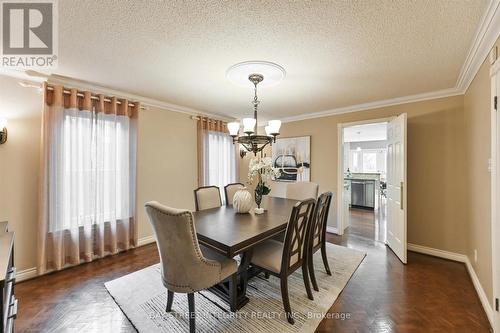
(337, 115, 407, 263)
(339, 121, 389, 243)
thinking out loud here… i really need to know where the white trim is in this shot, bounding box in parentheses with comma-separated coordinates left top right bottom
(408, 243, 495, 328)
(457, 0, 500, 92)
(337, 123, 345, 236)
(466, 256, 496, 332)
(16, 267, 38, 282)
(326, 226, 339, 235)
(137, 235, 156, 247)
(407, 243, 467, 262)
(491, 63, 500, 333)
(281, 88, 461, 123)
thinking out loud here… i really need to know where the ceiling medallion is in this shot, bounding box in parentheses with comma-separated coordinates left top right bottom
(226, 61, 284, 156)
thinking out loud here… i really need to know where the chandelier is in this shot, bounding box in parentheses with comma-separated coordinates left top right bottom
(227, 73, 281, 156)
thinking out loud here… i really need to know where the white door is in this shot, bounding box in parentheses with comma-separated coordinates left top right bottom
(386, 113, 407, 263)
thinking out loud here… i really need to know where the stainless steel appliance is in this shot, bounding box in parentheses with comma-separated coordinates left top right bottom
(350, 180, 375, 209)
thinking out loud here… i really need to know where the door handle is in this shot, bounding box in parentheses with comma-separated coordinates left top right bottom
(400, 181, 404, 210)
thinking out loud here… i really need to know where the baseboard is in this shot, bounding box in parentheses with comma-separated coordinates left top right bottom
(16, 267, 38, 282)
(408, 243, 494, 328)
(326, 226, 339, 234)
(407, 243, 468, 262)
(137, 235, 155, 246)
(464, 257, 495, 329)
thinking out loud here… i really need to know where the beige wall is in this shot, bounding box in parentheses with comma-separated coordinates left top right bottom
(0, 75, 198, 272)
(0, 115, 41, 273)
(136, 107, 197, 240)
(463, 36, 500, 307)
(240, 96, 468, 254)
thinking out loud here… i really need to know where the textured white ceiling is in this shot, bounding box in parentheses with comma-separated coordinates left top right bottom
(344, 122, 388, 142)
(51, 0, 488, 120)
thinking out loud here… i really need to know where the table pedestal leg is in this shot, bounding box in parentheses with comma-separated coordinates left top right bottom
(207, 249, 254, 311)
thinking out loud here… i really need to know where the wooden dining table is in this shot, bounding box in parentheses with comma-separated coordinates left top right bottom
(193, 196, 298, 311)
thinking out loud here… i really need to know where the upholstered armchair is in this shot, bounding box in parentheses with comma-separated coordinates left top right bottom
(194, 186, 222, 211)
(250, 199, 316, 324)
(307, 192, 333, 291)
(286, 181, 319, 201)
(224, 182, 244, 205)
(145, 201, 238, 333)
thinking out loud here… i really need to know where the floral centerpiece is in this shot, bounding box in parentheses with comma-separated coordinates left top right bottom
(247, 156, 281, 214)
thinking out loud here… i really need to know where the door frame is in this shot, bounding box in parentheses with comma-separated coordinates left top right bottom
(336, 117, 393, 235)
(490, 59, 500, 333)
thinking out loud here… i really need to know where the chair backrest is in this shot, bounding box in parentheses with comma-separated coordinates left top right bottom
(286, 181, 319, 201)
(309, 192, 333, 251)
(281, 198, 316, 274)
(194, 186, 222, 211)
(145, 201, 222, 293)
(224, 182, 244, 205)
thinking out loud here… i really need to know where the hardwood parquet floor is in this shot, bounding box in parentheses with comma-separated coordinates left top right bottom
(15, 208, 491, 332)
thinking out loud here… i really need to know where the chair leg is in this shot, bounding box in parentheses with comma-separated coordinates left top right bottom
(321, 243, 332, 275)
(280, 276, 295, 325)
(308, 252, 319, 292)
(301, 261, 314, 300)
(188, 293, 195, 333)
(166, 290, 174, 312)
(229, 273, 238, 312)
(264, 272, 270, 279)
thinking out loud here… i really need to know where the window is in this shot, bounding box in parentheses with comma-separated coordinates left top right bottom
(49, 109, 133, 232)
(349, 148, 387, 175)
(352, 152, 359, 172)
(204, 131, 236, 203)
(362, 152, 377, 173)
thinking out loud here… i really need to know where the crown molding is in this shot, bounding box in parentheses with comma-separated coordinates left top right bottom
(46, 74, 234, 121)
(280, 87, 462, 123)
(456, 0, 500, 93)
(0, 69, 234, 122)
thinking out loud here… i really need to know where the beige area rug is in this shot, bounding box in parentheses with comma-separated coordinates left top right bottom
(105, 243, 365, 332)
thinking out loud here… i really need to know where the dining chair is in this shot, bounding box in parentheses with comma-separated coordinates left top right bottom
(145, 201, 238, 333)
(286, 181, 319, 201)
(250, 199, 316, 324)
(194, 185, 222, 211)
(224, 182, 244, 205)
(307, 192, 333, 292)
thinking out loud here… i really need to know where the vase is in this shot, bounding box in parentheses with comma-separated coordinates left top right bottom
(254, 189, 265, 214)
(233, 187, 253, 213)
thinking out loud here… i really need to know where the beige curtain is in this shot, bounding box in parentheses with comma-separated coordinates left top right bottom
(38, 83, 139, 274)
(197, 116, 228, 186)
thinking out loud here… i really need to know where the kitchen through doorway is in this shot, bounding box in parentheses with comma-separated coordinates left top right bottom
(339, 120, 389, 242)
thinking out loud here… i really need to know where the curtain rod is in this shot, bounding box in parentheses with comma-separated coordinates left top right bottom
(190, 115, 229, 122)
(45, 84, 146, 110)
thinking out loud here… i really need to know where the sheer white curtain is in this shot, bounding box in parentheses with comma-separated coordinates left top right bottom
(204, 130, 236, 204)
(39, 85, 137, 274)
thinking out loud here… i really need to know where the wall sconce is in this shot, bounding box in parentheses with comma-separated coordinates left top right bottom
(0, 118, 7, 144)
(239, 148, 247, 158)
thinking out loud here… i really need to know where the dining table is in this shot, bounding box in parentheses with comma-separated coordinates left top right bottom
(193, 195, 298, 311)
